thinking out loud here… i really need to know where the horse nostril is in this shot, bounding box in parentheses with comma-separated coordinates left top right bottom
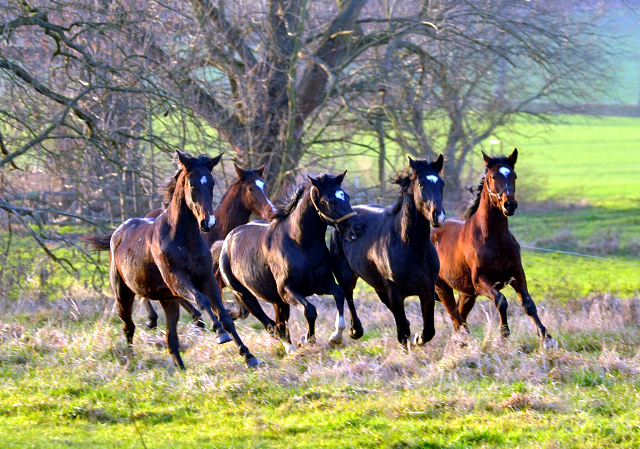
(200, 219, 209, 230)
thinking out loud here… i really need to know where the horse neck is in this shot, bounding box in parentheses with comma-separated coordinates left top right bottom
(471, 185, 510, 239)
(166, 177, 200, 242)
(287, 191, 328, 246)
(213, 181, 252, 238)
(395, 190, 431, 246)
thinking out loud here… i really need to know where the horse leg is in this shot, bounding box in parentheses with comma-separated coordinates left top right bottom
(281, 284, 317, 346)
(329, 232, 363, 339)
(458, 293, 477, 322)
(415, 286, 436, 346)
(387, 285, 411, 347)
(159, 299, 185, 369)
(233, 290, 279, 341)
(435, 279, 466, 331)
(273, 302, 295, 354)
(216, 268, 249, 321)
(143, 298, 159, 330)
(476, 275, 510, 338)
(200, 277, 260, 368)
(511, 273, 557, 349)
(177, 298, 205, 329)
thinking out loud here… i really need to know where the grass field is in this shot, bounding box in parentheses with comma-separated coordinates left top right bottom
(1, 115, 640, 447)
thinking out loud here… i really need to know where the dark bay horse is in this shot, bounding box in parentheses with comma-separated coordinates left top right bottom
(215, 172, 365, 353)
(330, 156, 446, 347)
(143, 163, 275, 329)
(430, 149, 556, 348)
(84, 151, 259, 369)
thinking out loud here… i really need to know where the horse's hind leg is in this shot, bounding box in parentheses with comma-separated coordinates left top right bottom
(281, 284, 317, 346)
(273, 302, 295, 354)
(458, 293, 477, 322)
(112, 270, 136, 346)
(435, 279, 466, 330)
(159, 299, 185, 369)
(511, 272, 557, 348)
(143, 298, 159, 329)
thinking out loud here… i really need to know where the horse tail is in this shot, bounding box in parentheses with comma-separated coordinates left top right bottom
(80, 232, 113, 251)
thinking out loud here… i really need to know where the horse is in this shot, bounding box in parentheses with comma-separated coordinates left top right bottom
(83, 151, 260, 369)
(214, 172, 366, 353)
(142, 163, 276, 329)
(430, 149, 556, 348)
(330, 156, 446, 347)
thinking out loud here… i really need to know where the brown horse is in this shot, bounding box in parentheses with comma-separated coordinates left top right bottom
(142, 163, 275, 329)
(216, 172, 366, 353)
(431, 149, 556, 348)
(84, 151, 260, 369)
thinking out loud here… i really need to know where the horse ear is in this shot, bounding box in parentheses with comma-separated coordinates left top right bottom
(481, 151, 492, 166)
(234, 163, 245, 178)
(408, 156, 417, 170)
(335, 170, 347, 185)
(176, 150, 194, 170)
(508, 148, 518, 167)
(307, 175, 321, 189)
(256, 163, 266, 177)
(207, 153, 223, 171)
(432, 154, 444, 173)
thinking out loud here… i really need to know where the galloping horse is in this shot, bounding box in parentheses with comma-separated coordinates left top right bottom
(330, 156, 446, 347)
(143, 163, 276, 329)
(431, 149, 556, 348)
(215, 172, 366, 353)
(84, 151, 259, 369)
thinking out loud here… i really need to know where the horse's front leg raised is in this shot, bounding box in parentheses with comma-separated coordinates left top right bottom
(281, 284, 317, 346)
(511, 271, 557, 349)
(476, 275, 510, 338)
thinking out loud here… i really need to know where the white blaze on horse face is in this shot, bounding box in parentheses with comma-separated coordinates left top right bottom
(200, 176, 208, 185)
(208, 215, 216, 228)
(499, 167, 511, 178)
(255, 179, 277, 212)
(426, 175, 439, 184)
(335, 190, 345, 201)
(437, 210, 446, 225)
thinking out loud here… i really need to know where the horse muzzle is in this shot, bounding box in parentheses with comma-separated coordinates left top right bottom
(200, 215, 217, 232)
(430, 209, 446, 228)
(502, 200, 518, 216)
(342, 216, 366, 241)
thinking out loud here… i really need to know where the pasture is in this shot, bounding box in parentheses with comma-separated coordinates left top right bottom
(1, 115, 640, 447)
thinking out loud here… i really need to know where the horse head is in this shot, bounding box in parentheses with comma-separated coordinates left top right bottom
(482, 148, 518, 217)
(176, 150, 223, 232)
(307, 171, 366, 241)
(234, 163, 277, 219)
(408, 155, 446, 227)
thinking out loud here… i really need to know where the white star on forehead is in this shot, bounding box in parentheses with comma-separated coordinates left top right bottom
(200, 176, 207, 185)
(255, 180, 265, 189)
(499, 167, 511, 177)
(426, 175, 439, 183)
(335, 190, 345, 201)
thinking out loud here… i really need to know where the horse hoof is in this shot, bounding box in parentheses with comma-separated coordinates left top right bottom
(146, 321, 157, 330)
(216, 332, 232, 345)
(349, 326, 364, 340)
(300, 335, 316, 346)
(328, 332, 343, 347)
(246, 356, 263, 369)
(500, 326, 511, 338)
(283, 342, 296, 354)
(543, 337, 558, 350)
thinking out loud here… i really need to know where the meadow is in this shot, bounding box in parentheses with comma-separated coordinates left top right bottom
(1, 115, 640, 447)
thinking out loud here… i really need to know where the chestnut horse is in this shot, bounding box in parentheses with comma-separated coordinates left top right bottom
(330, 156, 446, 347)
(142, 163, 275, 329)
(215, 172, 366, 353)
(84, 152, 259, 369)
(431, 149, 556, 348)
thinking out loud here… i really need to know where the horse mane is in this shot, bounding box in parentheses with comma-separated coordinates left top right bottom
(161, 166, 183, 210)
(271, 182, 310, 221)
(387, 169, 412, 216)
(461, 154, 514, 220)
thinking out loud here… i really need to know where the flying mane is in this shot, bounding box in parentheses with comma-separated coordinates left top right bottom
(271, 173, 339, 221)
(461, 154, 514, 220)
(387, 170, 412, 216)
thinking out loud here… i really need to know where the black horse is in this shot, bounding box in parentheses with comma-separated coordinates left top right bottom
(215, 172, 366, 353)
(83, 151, 259, 369)
(330, 156, 445, 347)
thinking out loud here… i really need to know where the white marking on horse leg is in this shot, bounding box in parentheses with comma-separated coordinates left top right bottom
(200, 176, 207, 185)
(426, 175, 439, 183)
(329, 311, 346, 345)
(283, 342, 296, 354)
